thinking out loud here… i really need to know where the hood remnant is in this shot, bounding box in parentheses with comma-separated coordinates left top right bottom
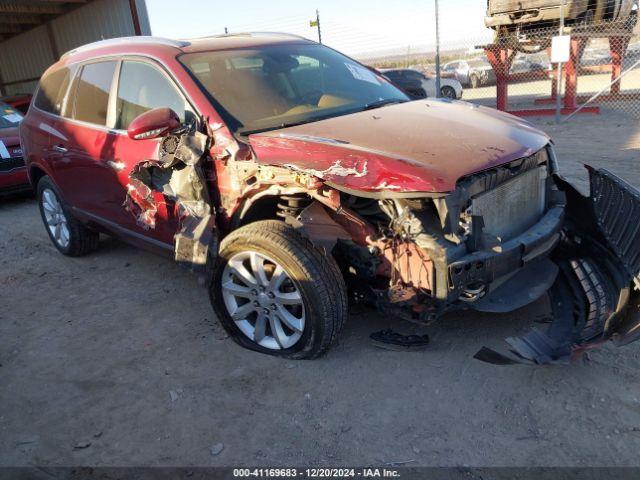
(124, 125, 217, 273)
(249, 100, 550, 194)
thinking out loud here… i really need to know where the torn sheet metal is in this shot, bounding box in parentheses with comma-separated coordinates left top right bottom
(124, 126, 217, 273)
(284, 160, 369, 179)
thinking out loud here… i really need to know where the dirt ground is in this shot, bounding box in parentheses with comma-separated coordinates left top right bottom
(2, 109, 640, 468)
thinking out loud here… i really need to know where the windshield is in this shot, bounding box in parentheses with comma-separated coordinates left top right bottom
(179, 43, 408, 135)
(0, 103, 23, 129)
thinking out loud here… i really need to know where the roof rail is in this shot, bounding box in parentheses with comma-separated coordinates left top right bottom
(251, 31, 310, 40)
(185, 31, 311, 42)
(61, 36, 190, 59)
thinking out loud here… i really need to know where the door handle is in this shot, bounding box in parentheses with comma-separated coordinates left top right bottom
(105, 160, 125, 171)
(53, 145, 67, 153)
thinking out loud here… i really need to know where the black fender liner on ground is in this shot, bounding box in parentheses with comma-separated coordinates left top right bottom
(475, 166, 640, 365)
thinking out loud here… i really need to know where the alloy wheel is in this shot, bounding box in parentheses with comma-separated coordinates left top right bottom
(41, 188, 70, 248)
(441, 86, 456, 99)
(221, 251, 305, 350)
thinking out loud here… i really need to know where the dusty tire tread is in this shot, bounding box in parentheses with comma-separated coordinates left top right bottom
(212, 220, 348, 359)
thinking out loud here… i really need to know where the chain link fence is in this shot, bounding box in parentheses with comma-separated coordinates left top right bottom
(359, 1, 640, 120)
(221, 1, 640, 121)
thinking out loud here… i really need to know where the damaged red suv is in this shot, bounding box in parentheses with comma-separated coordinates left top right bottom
(20, 34, 640, 362)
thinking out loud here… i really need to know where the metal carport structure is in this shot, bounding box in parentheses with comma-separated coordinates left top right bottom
(0, 0, 151, 96)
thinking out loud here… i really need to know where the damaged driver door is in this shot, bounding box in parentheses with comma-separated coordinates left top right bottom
(476, 166, 640, 365)
(109, 59, 195, 247)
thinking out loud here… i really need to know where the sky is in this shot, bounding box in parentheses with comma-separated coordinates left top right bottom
(145, 0, 492, 58)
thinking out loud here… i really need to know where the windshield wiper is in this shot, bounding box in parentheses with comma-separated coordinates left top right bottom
(239, 114, 347, 137)
(362, 98, 407, 111)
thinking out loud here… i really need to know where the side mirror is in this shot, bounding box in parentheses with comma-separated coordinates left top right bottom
(127, 107, 180, 140)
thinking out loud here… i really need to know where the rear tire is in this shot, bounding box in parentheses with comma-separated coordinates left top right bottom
(210, 220, 348, 359)
(37, 176, 99, 256)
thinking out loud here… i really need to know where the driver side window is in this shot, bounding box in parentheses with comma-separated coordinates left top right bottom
(115, 61, 189, 130)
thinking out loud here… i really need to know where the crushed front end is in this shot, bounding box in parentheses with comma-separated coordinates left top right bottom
(323, 146, 563, 326)
(243, 112, 640, 364)
(282, 146, 640, 364)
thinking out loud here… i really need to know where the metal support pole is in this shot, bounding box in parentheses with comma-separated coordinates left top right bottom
(128, 0, 142, 36)
(316, 9, 322, 44)
(434, 0, 441, 97)
(555, 0, 566, 123)
(0, 66, 6, 97)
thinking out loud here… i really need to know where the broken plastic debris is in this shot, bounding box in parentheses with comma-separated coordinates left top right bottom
(370, 329, 430, 351)
(210, 443, 224, 456)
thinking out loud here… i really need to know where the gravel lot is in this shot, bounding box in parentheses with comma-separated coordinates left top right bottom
(1, 109, 640, 468)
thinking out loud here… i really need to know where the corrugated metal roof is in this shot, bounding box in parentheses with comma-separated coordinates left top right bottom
(53, 0, 136, 54)
(0, 0, 150, 94)
(0, 24, 54, 93)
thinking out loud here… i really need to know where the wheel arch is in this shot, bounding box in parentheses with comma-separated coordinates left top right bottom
(232, 194, 282, 229)
(28, 163, 49, 190)
(230, 187, 319, 230)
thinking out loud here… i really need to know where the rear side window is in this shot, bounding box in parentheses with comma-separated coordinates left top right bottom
(404, 70, 423, 80)
(34, 67, 73, 115)
(72, 61, 117, 126)
(115, 61, 187, 130)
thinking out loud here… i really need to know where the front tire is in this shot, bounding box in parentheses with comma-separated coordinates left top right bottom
(210, 220, 348, 359)
(37, 176, 99, 256)
(441, 86, 457, 99)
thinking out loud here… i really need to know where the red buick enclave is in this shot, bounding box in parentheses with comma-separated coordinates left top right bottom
(19, 34, 640, 362)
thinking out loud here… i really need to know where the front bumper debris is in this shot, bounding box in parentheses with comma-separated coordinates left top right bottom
(475, 166, 640, 365)
(448, 205, 563, 306)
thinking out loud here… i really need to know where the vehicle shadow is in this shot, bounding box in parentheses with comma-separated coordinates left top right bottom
(342, 296, 551, 357)
(0, 189, 34, 204)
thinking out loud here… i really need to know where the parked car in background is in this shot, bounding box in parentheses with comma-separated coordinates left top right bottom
(20, 34, 640, 363)
(1, 93, 33, 115)
(381, 68, 463, 99)
(0, 101, 29, 195)
(522, 53, 550, 71)
(443, 59, 495, 88)
(376, 69, 427, 100)
(580, 47, 613, 73)
(509, 54, 550, 81)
